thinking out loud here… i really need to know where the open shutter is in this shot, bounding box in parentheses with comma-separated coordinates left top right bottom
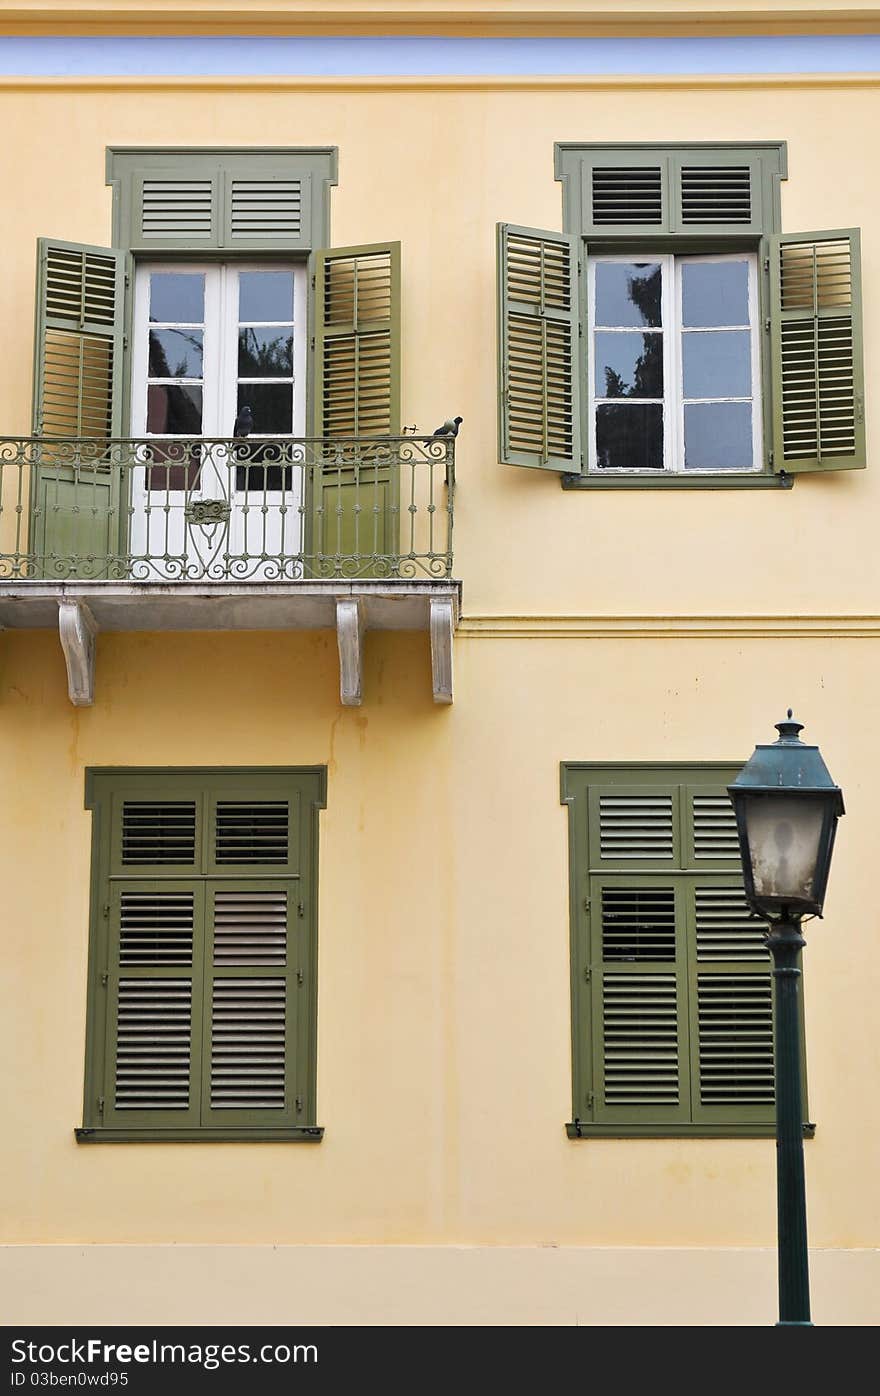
(497, 223, 582, 472)
(31, 238, 125, 573)
(310, 242, 401, 574)
(769, 228, 865, 473)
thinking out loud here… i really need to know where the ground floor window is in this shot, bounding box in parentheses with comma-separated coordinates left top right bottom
(78, 766, 326, 1143)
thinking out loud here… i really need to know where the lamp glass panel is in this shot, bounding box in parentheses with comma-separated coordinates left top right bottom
(744, 794, 825, 907)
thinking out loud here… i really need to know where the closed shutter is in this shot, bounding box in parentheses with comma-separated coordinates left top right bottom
(564, 764, 807, 1132)
(83, 769, 325, 1138)
(31, 238, 125, 574)
(589, 877, 691, 1125)
(497, 223, 582, 473)
(769, 228, 866, 473)
(310, 242, 401, 574)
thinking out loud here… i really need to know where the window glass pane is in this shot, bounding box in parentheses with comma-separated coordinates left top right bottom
(239, 271, 295, 323)
(143, 442, 202, 493)
(236, 383, 293, 435)
(149, 273, 204, 324)
(682, 330, 751, 399)
(684, 402, 753, 470)
(238, 328, 294, 378)
(595, 403, 663, 469)
(594, 332, 663, 398)
(149, 328, 203, 379)
(682, 261, 749, 328)
(146, 384, 202, 435)
(594, 263, 662, 328)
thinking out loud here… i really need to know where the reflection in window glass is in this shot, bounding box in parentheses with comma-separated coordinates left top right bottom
(682, 330, 751, 400)
(236, 383, 293, 435)
(238, 328, 294, 378)
(146, 384, 203, 435)
(149, 273, 205, 324)
(595, 263, 662, 328)
(594, 333, 663, 399)
(596, 403, 663, 469)
(149, 328, 204, 379)
(682, 261, 749, 328)
(684, 402, 753, 470)
(239, 271, 295, 323)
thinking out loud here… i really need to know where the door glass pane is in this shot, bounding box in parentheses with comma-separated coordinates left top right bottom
(238, 328, 293, 378)
(239, 271, 295, 323)
(681, 261, 749, 327)
(682, 330, 751, 399)
(147, 384, 203, 435)
(684, 402, 753, 469)
(236, 383, 292, 435)
(149, 328, 203, 379)
(595, 263, 662, 328)
(149, 273, 205, 324)
(594, 332, 663, 398)
(595, 403, 663, 469)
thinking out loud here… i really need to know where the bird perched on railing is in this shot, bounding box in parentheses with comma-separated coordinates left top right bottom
(233, 405, 253, 438)
(432, 416, 463, 438)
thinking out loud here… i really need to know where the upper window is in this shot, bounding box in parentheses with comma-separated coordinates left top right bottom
(497, 142, 866, 485)
(588, 253, 761, 474)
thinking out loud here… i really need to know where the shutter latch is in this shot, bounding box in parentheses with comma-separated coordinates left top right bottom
(586, 1091, 594, 1112)
(98, 1096, 105, 1114)
(295, 1096, 303, 1114)
(100, 971, 109, 987)
(584, 964, 592, 982)
(297, 900, 305, 918)
(296, 968, 304, 986)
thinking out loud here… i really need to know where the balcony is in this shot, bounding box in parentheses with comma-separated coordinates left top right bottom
(0, 435, 458, 705)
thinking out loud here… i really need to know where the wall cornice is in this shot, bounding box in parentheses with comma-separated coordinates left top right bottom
(458, 615, 880, 639)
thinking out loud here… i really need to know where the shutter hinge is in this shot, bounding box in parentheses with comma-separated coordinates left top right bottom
(584, 964, 592, 982)
(311, 275, 316, 290)
(295, 1096, 304, 1113)
(764, 317, 771, 333)
(102, 904, 110, 919)
(98, 1096, 105, 1114)
(586, 1091, 594, 1112)
(100, 971, 109, 987)
(768, 449, 774, 468)
(310, 336, 315, 352)
(123, 334, 129, 350)
(124, 273, 131, 289)
(763, 256, 770, 272)
(296, 968, 304, 986)
(582, 897, 591, 912)
(297, 900, 305, 918)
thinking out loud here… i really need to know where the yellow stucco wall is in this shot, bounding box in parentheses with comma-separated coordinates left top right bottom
(1, 60, 879, 1322)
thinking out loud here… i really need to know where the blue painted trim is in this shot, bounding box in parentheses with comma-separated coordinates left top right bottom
(0, 36, 879, 78)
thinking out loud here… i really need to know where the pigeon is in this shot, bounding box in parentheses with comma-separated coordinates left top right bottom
(432, 416, 463, 438)
(233, 405, 253, 438)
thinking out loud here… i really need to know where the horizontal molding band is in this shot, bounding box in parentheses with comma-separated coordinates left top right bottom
(3, 72, 880, 92)
(458, 615, 880, 639)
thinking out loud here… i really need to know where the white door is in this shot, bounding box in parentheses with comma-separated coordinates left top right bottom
(130, 263, 307, 579)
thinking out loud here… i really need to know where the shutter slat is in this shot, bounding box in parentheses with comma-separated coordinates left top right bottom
(694, 886, 767, 961)
(598, 793, 675, 861)
(121, 801, 197, 865)
(213, 889, 288, 965)
(697, 973, 775, 1105)
(601, 885, 676, 961)
(591, 166, 663, 225)
(603, 972, 680, 1105)
(141, 179, 213, 240)
(215, 802, 289, 865)
(114, 980, 192, 1109)
(210, 979, 286, 1109)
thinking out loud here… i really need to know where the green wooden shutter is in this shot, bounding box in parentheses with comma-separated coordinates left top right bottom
(589, 876, 691, 1125)
(497, 223, 582, 472)
(310, 242, 401, 575)
(769, 228, 866, 473)
(31, 238, 125, 574)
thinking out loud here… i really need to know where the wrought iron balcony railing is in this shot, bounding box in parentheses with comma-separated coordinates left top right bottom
(0, 435, 454, 583)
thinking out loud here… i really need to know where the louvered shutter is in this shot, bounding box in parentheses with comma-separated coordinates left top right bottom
(310, 242, 401, 574)
(587, 783, 681, 869)
(103, 881, 205, 1127)
(497, 223, 582, 472)
(589, 877, 691, 1125)
(769, 229, 866, 473)
(120, 162, 316, 253)
(31, 238, 125, 573)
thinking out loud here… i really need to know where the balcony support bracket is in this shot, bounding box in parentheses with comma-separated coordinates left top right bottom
(336, 597, 365, 707)
(430, 595, 454, 704)
(58, 599, 98, 707)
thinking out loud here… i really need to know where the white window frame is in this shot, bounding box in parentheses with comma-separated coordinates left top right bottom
(586, 251, 762, 474)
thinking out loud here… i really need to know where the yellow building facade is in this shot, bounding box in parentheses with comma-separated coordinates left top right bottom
(1, 2, 878, 1326)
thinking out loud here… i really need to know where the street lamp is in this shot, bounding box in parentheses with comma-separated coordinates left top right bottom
(728, 712, 844, 1327)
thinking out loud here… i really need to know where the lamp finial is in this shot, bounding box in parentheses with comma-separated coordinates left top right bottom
(775, 710, 805, 743)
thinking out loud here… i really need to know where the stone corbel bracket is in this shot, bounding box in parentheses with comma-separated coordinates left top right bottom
(430, 595, 455, 704)
(58, 599, 98, 706)
(336, 597, 365, 706)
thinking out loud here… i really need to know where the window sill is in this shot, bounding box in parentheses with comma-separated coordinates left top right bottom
(75, 1126, 324, 1144)
(561, 472, 794, 491)
(566, 1121, 816, 1139)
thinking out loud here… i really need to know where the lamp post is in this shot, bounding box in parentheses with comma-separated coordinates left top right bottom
(728, 712, 844, 1327)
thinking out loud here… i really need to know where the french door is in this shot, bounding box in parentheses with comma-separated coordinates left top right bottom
(130, 262, 307, 578)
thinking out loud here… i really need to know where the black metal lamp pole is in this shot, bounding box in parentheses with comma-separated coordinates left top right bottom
(766, 916, 810, 1324)
(728, 713, 843, 1328)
